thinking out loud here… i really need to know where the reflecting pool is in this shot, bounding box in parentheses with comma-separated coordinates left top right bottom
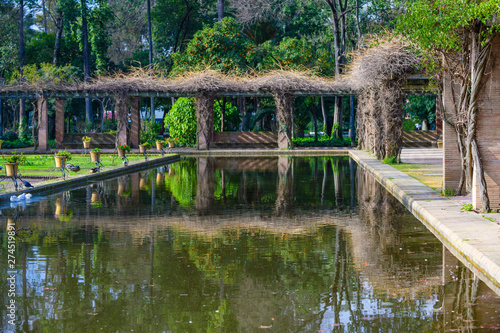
(1, 156, 499, 332)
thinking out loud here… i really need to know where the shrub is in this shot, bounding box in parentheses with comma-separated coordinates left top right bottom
(6, 150, 27, 164)
(4, 131, 18, 141)
(293, 137, 352, 147)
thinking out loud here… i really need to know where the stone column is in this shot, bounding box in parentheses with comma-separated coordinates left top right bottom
(196, 94, 215, 150)
(473, 35, 500, 212)
(115, 95, 129, 147)
(273, 92, 293, 149)
(55, 98, 65, 148)
(442, 75, 463, 194)
(37, 96, 49, 151)
(130, 97, 141, 148)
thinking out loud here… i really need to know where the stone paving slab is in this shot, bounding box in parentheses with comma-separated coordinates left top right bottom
(350, 150, 500, 295)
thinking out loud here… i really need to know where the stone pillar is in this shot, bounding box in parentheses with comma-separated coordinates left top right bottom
(442, 75, 462, 193)
(130, 97, 141, 148)
(55, 98, 65, 148)
(273, 92, 293, 149)
(473, 35, 500, 212)
(115, 95, 129, 147)
(196, 94, 215, 150)
(37, 96, 49, 151)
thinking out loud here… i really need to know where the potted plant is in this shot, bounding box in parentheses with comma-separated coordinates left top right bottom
(5, 151, 26, 177)
(117, 144, 130, 157)
(139, 142, 151, 153)
(167, 137, 178, 148)
(90, 147, 101, 162)
(82, 136, 91, 149)
(55, 150, 71, 168)
(155, 140, 163, 150)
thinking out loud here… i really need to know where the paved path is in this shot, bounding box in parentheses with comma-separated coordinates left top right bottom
(350, 150, 500, 296)
(401, 147, 443, 165)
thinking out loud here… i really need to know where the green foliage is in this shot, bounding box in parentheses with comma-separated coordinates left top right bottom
(6, 151, 27, 164)
(461, 203, 473, 212)
(441, 188, 456, 197)
(2, 139, 34, 149)
(397, 0, 500, 74)
(91, 147, 101, 153)
(118, 144, 131, 152)
(404, 95, 436, 125)
(172, 17, 250, 74)
(56, 150, 72, 161)
(293, 136, 351, 147)
(382, 156, 399, 164)
(403, 118, 417, 131)
(10, 63, 79, 84)
(140, 119, 162, 145)
(4, 131, 18, 142)
(214, 99, 241, 131)
(164, 97, 197, 145)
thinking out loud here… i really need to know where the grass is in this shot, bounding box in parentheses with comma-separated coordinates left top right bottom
(461, 203, 473, 211)
(0, 154, 151, 177)
(391, 163, 443, 191)
(483, 215, 496, 223)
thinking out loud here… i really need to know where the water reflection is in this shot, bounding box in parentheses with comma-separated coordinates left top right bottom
(1, 156, 499, 332)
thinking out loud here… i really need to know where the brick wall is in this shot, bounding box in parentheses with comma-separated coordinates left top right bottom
(474, 35, 500, 212)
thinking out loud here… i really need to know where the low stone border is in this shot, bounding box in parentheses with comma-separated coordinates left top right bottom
(0, 154, 180, 201)
(350, 150, 500, 295)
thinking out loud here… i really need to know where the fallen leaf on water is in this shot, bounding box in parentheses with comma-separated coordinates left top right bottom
(259, 325, 272, 329)
(328, 323, 345, 326)
(361, 317, 377, 321)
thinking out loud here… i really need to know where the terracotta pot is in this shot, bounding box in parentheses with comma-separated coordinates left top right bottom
(156, 141, 163, 150)
(117, 149, 125, 157)
(54, 156, 66, 168)
(83, 141, 90, 149)
(139, 178, 147, 188)
(118, 183, 125, 195)
(168, 168, 175, 176)
(169, 141, 175, 148)
(5, 163, 18, 177)
(90, 151, 100, 162)
(139, 145, 148, 153)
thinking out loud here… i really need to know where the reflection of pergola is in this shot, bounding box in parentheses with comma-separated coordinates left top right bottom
(0, 73, 431, 151)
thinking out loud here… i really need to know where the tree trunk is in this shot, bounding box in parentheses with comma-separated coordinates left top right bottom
(19, 0, 25, 133)
(81, 0, 92, 125)
(217, 0, 224, 22)
(53, 12, 63, 65)
(321, 96, 327, 136)
(333, 96, 343, 138)
(42, 0, 48, 33)
(349, 95, 356, 146)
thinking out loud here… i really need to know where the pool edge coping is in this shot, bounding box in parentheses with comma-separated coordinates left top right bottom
(349, 150, 500, 295)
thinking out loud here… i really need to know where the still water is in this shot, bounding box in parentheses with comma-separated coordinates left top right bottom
(1, 156, 499, 332)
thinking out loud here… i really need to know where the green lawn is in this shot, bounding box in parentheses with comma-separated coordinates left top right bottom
(0, 154, 151, 177)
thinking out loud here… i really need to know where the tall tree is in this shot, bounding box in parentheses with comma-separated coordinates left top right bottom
(81, 0, 92, 126)
(19, 0, 26, 134)
(147, 0, 154, 120)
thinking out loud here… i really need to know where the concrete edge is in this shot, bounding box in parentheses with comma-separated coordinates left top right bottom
(0, 154, 180, 201)
(349, 150, 500, 295)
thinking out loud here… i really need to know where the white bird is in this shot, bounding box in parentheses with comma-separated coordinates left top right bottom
(26, 193, 32, 200)
(17, 193, 26, 201)
(10, 196, 19, 202)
